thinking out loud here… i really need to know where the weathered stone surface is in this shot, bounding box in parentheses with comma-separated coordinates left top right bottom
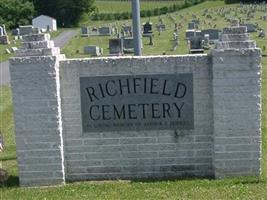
(220, 33, 249, 41)
(223, 26, 247, 34)
(215, 41, 256, 49)
(22, 34, 50, 42)
(9, 34, 65, 187)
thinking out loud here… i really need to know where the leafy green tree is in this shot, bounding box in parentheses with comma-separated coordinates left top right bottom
(0, 0, 35, 29)
(32, 0, 95, 27)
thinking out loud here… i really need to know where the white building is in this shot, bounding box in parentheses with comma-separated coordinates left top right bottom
(32, 15, 57, 32)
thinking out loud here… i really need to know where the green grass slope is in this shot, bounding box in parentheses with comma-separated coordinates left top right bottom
(94, 0, 185, 13)
(62, 1, 226, 57)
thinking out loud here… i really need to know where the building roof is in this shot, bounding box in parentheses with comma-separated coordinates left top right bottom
(33, 15, 56, 21)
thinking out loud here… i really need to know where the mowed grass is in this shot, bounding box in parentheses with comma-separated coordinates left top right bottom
(95, 0, 185, 13)
(0, 34, 21, 62)
(1, 1, 267, 199)
(63, 1, 229, 57)
(63, 0, 267, 58)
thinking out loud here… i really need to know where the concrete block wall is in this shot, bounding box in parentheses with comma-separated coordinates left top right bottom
(60, 55, 214, 181)
(9, 34, 65, 186)
(212, 23, 262, 177)
(212, 49, 261, 177)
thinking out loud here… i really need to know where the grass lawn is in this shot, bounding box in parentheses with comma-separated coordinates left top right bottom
(95, 0, 185, 13)
(0, 34, 21, 62)
(1, 1, 267, 199)
(62, 1, 230, 57)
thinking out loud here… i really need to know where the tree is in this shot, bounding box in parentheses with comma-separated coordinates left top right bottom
(0, 0, 35, 29)
(33, 0, 95, 27)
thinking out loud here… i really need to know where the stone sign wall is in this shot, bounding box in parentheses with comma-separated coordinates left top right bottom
(80, 74, 194, 132)
(9, 24, 262, 186)
(60, 55, 212, 182)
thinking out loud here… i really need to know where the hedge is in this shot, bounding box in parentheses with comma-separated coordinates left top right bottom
(90, 0, 206, 21)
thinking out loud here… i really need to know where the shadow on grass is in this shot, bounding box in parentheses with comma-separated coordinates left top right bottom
(129, 175, 266, 186)
(0, 175, 19, 188)
(0, 156, 17, 162)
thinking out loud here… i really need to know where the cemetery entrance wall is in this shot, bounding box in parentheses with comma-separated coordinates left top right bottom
(60, 55, 213, 182)
(9, 33, 262, 186)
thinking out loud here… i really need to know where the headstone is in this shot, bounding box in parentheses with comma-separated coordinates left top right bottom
(231, 19, 239, 27)
(109, 38, 123, 55)
(173, 32, 178, 41)
(201, 29, 221, 41)
(84, 45, 102, 56)
(195, 30, 202, 37)
(19, 25, 34, 36)
(123, 37, 134, 53)
(0, 25, 10, 44)
(240, 24, 256, 32)
(5, 49, 11, 54)
(0, 132, 4, 152)
(172, 32, 178, 51)
(203, 34, 210, 49)
(204, 34, 210, 44)
(122, 25, 132, 33)
(81, 27, 89, 37)
(99, 27, 111, 36)
(188, 22, 196, 30)
(189, 36, 204, 54)
(259, 29, 265, 38)
(12, 28, 20, 36)
(0, 27, 3, 36)
(186, 30, 195, 39)
(148, 35, 153, 45)
(90, 27, 98, 36)
(143, 22, 152, 34)
(11, 47, 18, 52)
(2, 24, 7, 35)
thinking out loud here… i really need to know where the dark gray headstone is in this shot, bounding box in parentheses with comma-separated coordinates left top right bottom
(84, 45, 102, 56)
(188, 22, 196, 30)
(19, 25, 34, 36)
(109, 38, 123, 55)
(143, 22, 152, 34)
(201, 29, 221, 40)
(12, 28, 20, 36)
(81, 27, 89, 36)
(240, 24, 256, 32)
(99, 27, 111, 36)
(189, 36, 203, 50)
(186, 30, 195, 39)
(123, 37, 134, 53)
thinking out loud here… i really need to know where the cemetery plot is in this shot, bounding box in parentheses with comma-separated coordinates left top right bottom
(61, 1, 267, 57)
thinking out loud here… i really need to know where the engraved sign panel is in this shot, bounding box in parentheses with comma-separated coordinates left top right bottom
(80, 74, 194, 132)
